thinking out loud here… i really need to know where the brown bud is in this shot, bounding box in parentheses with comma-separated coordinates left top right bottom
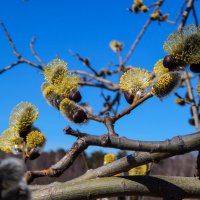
(124, 91, 134, 104)
(28, 149, 40, 160)
(188, 118, 195, 126)
(73, 109, 87, 123)
(163, 55, 178, 70)
(69, 91, 82, 103)
(83, 58, 90, 66)
(190, 64, 200, 73)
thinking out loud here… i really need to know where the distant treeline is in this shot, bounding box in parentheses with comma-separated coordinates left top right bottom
(0, 149, 196, 185)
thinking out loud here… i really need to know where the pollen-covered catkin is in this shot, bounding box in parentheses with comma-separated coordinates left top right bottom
(26, 130, 45, 149)
(163, 24, 200, 67)
(0, 128, 20, 153)
(9, 102, 38, 136)
(119, 68, 152, 94)
(109, 40, 124, 52)
(59, 98, 87, 123)
(44, 58, 67, 86)
(154, 59, 169, 76)
(151, 72, 181, 98)
(41, 83, 63, 109)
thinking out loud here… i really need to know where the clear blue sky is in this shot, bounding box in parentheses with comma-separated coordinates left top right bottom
(0, 0, 199, 153)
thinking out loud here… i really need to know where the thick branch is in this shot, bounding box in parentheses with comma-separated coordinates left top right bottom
(25, 126, 200, 183)
(31, 176, 200, 200)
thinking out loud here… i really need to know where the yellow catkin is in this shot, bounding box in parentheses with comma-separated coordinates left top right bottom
(41, 83, 63, 109)
(26, 130, 46, 149)
(140, 5, 148, 12)
(151, 72, 181, 98)
(128, 164, 148, 175)
(0, 128, 21, 153)
(119, 68, 152, 94)
(151, 12, 160, 20)
(59, 98, 88, 123)
(132, 4, 139, 13)
(109, 40, 124, 52)
(197, 79, 200, 95)
(44, 59, 67, 86)
(104, 154, 120, 176)
(174, 98, 185, 106)
(104, 154, 115, 164)
(55, 76, 79, 97)
(163, 25, 200, 66)
(134, 0, 143, 6)
(59, 98, 82, 122)
(153, 59, 169, 76)
(9, 102, 38, 134)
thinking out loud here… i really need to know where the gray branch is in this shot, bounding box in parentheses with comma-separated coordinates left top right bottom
(31, 176, 200, 200)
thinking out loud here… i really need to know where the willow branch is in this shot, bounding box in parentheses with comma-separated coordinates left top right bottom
(25, 125, 200, 183)
(0, 60, 23, 74)
(183, 69, 199, 129)
(0, 20, 21, 59)
(123, 0, 165, 65)
(31, 176, 200, 200)
(98, 91, 121, 116)
(122, 19, 152, 65)
(0, 21, 44, 74)
(79, 80, 119, 91)
(69, 50, 98, 76)
(71, 70, 117, 86)
(192, 5, 198, 26)
(178, 0, 195, 29)
(30, 36, 45, 67)
(177, 0, 199, 129)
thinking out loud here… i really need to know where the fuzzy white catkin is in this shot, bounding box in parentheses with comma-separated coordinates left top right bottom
(0, 157, 31, 200)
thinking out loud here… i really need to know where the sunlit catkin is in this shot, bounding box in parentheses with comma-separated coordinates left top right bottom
(44, 58, 67, 86)
(9, 102, 38, 137)
(163, 24, 200, 68)
(0, 128, 21, 153)
(41, 83, 63, 109)
(109, 40, 123, 52)
(55, 76, 79, 97)
(128, 164, 148, 175)
(153, 59, 169, 76)
(104, 153, 115, 165)
(151, 72, 181, 98)
(59, 98, 87, 123)
(119, 68, 152, 94)
(26, 130, 46, 150)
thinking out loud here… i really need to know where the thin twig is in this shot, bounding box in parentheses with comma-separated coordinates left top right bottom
(123, 0, 165, 65)
(30, 36, 45, 67)
(192, 4, 198, 26)
(0, 60, 23, 74)
(122, 19, 152, 65)
(69, 50, 98, 76)
(71, 70, 117, 86)
(0, 20, 21, 59)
